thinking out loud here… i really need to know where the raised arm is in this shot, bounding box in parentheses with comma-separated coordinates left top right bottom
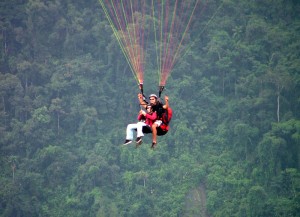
(163, 95, 169, 109)
(138, 93, 147, 109)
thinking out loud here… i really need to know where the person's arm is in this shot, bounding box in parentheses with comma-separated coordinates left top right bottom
(137, 113, 143, 121)
(138, 93, 147, 109)
(163, 95, 169, 109)
(138, 110, 146, 121)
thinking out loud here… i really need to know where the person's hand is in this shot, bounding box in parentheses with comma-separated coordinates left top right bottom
(139, 110, 145, 115)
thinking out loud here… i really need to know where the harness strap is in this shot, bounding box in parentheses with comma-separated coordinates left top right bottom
(159, 86, 164, 98)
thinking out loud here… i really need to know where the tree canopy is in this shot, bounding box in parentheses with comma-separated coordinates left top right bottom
(0, 0, 300, 216)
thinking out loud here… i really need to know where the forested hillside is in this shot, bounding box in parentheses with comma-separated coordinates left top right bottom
(1, 0, 300, 216)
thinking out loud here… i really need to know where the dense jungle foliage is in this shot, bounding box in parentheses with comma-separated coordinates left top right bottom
(1, 0, 300, 216)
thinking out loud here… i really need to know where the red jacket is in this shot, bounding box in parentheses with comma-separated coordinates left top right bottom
(138, 111, 157, 126)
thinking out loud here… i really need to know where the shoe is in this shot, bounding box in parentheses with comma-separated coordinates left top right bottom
(136, 137, 142, 144)
(151, 141, 157, 149)
(123, 139, 132, 145)
(135, 137, 143, 148)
